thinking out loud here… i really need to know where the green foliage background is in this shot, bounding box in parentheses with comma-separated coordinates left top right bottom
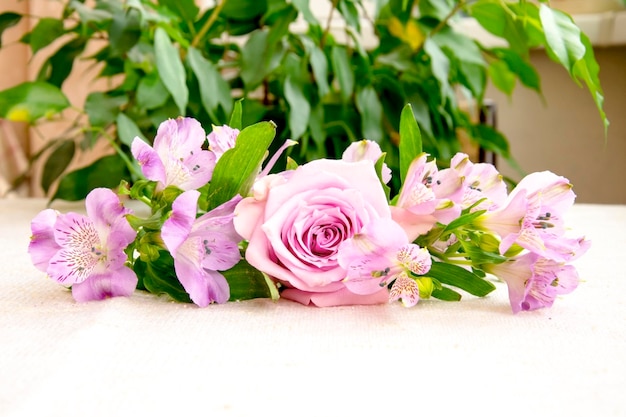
(0, 0, 607, 201)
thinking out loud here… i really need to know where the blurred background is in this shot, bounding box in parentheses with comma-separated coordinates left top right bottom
(1, 0, 625, 203)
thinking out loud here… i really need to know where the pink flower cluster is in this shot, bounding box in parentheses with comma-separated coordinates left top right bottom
(28, 117, 589, 314)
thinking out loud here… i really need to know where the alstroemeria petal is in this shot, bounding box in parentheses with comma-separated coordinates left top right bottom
(131, 137, 166, 184)
(162, 190, 200, 255)
(173, 253, 230, 306)
(28, 209, 60, 272)
(71, 267, 138, 302)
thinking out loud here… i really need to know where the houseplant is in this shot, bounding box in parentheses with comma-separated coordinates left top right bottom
(0, 0, 607, 201)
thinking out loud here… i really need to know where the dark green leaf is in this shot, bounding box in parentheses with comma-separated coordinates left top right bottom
(331, 46, 354, 102)
(27, 18, 64, 54)
(187, 47, 233, 119)
(154, 27, 188, 115)
(51, 155, 129, 202)
(471, 124, 511, 159)
(355, 85, 383, 142)
(134, 251, 192, 303)
(38, 37, 86, 88)
(494, 48, 541, 93)
(41, 140, 75, 194)
(222, 0, 267, 20)
(222, 259, 276, 301)
(0, 81, 70, 123)
(284, 75, 311, 140)
(160, 0, 199, 22)
(419, 0, 453, 20)
(207, 121, 276, 210)
(427, 262, 496, 297)
(108, 7, 141, 57)
(240, 30, 271, 90)
(84, 92, 128, 127)
(0, 12, 21, 47)
(539, 4, 585, 72)
(136, 71, 170, 110)
(398, 103, 422, 183)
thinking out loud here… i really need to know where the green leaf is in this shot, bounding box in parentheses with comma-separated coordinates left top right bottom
(301, 36, 330, 97)
(187, 47, 233, 119)
(222, 259, 277, 301)
(398, 103, 422, 183)
(0, 81, 70, 123)
(116, 112, 146, 147)
(488, 60, 517, 96)
(355, 85, 383, 142)
(469, 1, 528, 55)
(0, 12, 21, 47)
(27, 18, 64, 54)
(539, 4, 585, 72)
(207, 121, 276, 210)
(240, 30, 272, 90)
(222, 0, 267, 20)
(136, 71, 170, 110)
(427, 262, 496, 298)
(84, 92, 128, 127)
(108, 7, 141, 57)
(160, 0, 199, 22)
(423, 39, 453, 103)
(573, 33, 609, 135)
(41, 140, 75, 194)
(431, 286, 462, 302)
(134, 251, 192, 303)
(493, 48, 541, 93)
(338, 0, 360, 31)
(291, 0, 318, 25)
(37, 37, 86, 88)
(229, 99, 243, 130)
(331, 46, 354, 102)
(471, 124, 511, 159)
(154, 27, 188, 115)
(442, 209, 486, 233)
(70, 0, 113, 25)
(284, 75, 311, 140)
(51, 155, 129, 202)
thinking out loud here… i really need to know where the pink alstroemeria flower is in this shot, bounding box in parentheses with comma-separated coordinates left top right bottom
(131, 117, 216, 191)
(338, 217, 432, 307)
(448, 152, 507, 211)
(478, 171, 577, 260)
(342, 140, 392, 184)
(161, 190, 242, 307)
(488, 251, 584, 313)
(28, 188, 138, 302)
(391, 153, 461, 240)
(207, 124, 239, 161)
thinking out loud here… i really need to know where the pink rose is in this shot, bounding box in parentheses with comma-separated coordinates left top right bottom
(233, 159, 391, 306)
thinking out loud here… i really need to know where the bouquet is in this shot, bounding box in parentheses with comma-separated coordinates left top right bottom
(28, 104, 590, 313)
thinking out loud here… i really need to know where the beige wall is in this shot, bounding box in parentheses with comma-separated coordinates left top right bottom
(489, 46, 626, 204)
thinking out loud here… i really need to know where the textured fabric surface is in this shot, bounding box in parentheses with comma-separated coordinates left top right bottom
(1, 199, 625, 417)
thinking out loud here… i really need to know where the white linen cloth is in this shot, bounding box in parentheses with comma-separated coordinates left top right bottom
(1, 199, 625, 417)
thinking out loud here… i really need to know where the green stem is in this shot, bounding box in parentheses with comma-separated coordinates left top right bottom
(191, 0, 227, 48)
(320, 0, 340, 48)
